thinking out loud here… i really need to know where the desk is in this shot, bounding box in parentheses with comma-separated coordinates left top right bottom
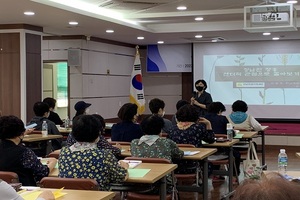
(259, 126, 268, 167)
(49, 163, 176, 200)
(20, 188, 115, 200)
(23, 134, 63, 155)
(118, 145, 217, 200)
(204, 139, 240, 193)
(263, 171, 300, 178)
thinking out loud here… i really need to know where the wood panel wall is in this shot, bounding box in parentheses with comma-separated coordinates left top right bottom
(26, 33, 42, 120)
(0, 33, 21, 117)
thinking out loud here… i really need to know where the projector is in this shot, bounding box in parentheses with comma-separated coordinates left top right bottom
(251, 12, 289, 25)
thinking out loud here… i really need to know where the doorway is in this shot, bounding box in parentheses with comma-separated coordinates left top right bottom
(43, 62, 68, 120)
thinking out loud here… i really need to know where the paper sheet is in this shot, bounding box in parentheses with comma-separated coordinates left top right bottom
(234, 133, 244, 139)
(184, 151, 200, 156)
(20, 188, 67, 200)
(128, 169, 151, 178)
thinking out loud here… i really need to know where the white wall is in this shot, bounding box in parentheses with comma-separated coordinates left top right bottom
(42, 39, 182, 119)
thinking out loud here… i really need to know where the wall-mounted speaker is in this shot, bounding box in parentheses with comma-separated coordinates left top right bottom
(68, 48, 81, 67)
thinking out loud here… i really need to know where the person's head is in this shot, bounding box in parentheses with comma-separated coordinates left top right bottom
(72, 115, 101, 143)
(141, 115, 164, 135)
(0, 115, 25, 140)
(176, 100, 189, 110)
(149, 98, 165, 116)
(232, 172, 300, 200)
(74, 101, 91, 117)
(42, 97, 56, 110)
(118, 103, 138, 122)
(207, 101, 226, 114)
(91, 114, 105, 134)
(195, 79, 207, 92)
(232, 100, 248, 112)
(176, 104, 199, 123)
(33, 102, 50, 117)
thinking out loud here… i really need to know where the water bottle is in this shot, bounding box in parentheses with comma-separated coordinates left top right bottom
(65, 116, 69, 129)
(42, 121, 48, 137)
(278, 149, 288, 175)
(226, 123, 233, 141)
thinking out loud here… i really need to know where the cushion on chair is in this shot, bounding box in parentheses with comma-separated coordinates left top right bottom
(126, 192, 172, 200)
(39, 177, 99, 190)
(0, 171, 19, 183)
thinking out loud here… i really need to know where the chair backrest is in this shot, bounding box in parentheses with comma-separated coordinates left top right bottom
(0, 171, 19, 183)
(125, 157, 171, 164)
(47, 149, 61, 159)
(176, 144, 195, 148)
(109, 141, 131, 145)
(39, 177, 99, 190)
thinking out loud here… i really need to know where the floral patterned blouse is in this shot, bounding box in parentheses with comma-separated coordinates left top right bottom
(66, 133, 121, 156)
(58, 144, 127, 191)
(167, 123, 215, 147)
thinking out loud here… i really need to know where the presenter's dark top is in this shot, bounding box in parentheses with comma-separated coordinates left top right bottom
(0, 140, 49, 186)
(111, 121, 143, 142)
(193, 91, 213, 117)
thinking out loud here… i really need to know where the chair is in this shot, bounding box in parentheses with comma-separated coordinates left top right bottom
(124, 157, 175, 200)
(0, 171, 19, 183)
(39, 177, 99, 190)
(175, 144, 201, 194)
(208, 134, 239, 184)
(47, 149, 61, 159)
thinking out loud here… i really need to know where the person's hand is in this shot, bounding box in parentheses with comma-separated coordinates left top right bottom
(37, 190, 55, 200)
(198, 117, 212, 130)
(24, 128, 34, 135)
(190, 97, 195, 105)
(118, 160, 129, 169)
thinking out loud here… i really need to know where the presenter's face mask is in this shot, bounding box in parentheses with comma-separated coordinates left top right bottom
(196, 86, 204, 91)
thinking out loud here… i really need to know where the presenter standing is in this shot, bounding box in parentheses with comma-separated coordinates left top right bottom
(191, 79, 213, 117)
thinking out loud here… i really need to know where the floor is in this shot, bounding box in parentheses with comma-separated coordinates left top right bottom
(114, 145, 300, 200)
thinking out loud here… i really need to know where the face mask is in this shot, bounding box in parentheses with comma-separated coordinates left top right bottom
(161, 111, 165, 117)
(85, 108, 90, 114)
(196, 86, 204, 91)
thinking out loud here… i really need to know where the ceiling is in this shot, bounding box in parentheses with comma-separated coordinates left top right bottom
(0, 0, 300, 45)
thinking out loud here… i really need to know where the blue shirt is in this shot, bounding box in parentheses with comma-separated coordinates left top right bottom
(111, 121, 143, 142)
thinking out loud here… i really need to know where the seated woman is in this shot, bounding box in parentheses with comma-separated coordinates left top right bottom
(131, 115, 184, 193)
(232, 172, 300, 200)
(59, 115, 128, 191)
(205, 102, 241, 182)
(66, 114, 121, 157)
(111, 103, 143, 142)
(167, 104, 215, 173)
(227, 100, 262, 131)
(167, 104, 215, 147)
(0, 115, 57, 186)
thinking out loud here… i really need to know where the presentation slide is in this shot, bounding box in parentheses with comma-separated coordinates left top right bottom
(193, 41, 300, 119)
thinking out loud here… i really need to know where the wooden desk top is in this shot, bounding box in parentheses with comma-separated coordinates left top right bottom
(238, 131, 258, 138)
(263, 171, 300, 178)
(23, 134, 63, 142)
(203, 139, 240, 147)
(261, 126, 269, 131)
(49, 163, 177, 184)
(21, 188, 115, 200)
(296, 153, 300, 158)
(126, 163, 177, 184)
(119, 146, 217, 160)
(58, 128, 72, 134)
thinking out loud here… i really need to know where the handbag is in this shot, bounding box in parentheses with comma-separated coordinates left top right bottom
(243, 141, 262, 179)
